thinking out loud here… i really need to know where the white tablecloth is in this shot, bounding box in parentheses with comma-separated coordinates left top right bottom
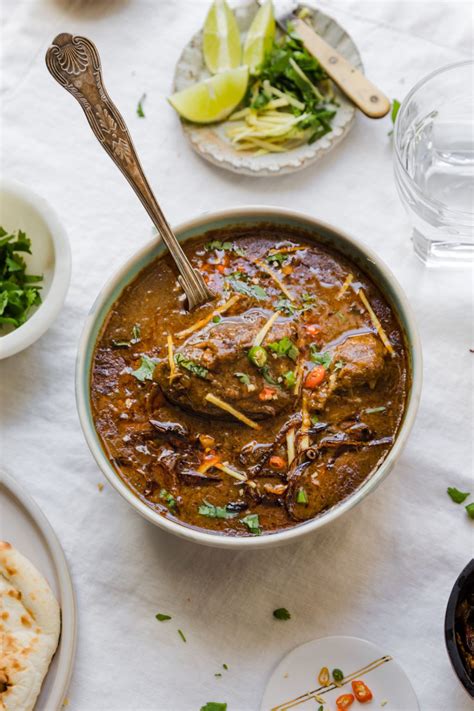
(1, 1, 473, 709)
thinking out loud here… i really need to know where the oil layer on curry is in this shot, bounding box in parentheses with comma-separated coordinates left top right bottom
(91, 226, 409, 536)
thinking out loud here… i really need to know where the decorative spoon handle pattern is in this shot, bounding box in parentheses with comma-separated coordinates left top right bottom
(45, 33, 213, 310)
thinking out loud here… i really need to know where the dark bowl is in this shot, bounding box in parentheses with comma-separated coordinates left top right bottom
(445, 559, 474, 697)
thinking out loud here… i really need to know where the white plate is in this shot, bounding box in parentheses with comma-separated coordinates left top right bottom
(172, 1, 362, 177)
(0, 471, 77, 710)
(261, 635, 419, 711)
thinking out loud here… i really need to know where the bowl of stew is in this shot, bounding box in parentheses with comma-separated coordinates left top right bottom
(76, 207, 422, 548)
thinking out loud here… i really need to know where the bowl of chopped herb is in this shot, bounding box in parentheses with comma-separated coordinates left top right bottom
(0, 179, 71, 359)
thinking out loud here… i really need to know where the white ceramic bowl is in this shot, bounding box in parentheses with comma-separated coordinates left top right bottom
(76, 207, 422, 549)
(0, 179, 71, 359)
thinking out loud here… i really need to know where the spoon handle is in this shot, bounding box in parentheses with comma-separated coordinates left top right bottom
(45, 33, 213, 310)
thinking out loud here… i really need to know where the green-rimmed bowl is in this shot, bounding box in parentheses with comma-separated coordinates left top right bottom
(76, 207, 422, 549)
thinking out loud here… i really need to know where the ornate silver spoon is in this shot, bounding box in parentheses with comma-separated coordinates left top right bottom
(45, 33, 213, 310)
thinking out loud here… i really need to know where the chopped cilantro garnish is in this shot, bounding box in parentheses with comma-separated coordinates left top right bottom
(447, 487, 470, 504)
(266, 252, 288, 266)
(241, 513, 261, 535)
(310, 346, 331, 369)
(159, 489, 176, 509)
(205, 240, 244, 256)
(268, 336, 299, 361)
(131, 354, 156, 382)
(198, 500, 238, 519)
(235, 372, 251, 385)
(178, 629, 186, 643)
(296, 488, 308, 504)
(0, 227, 43, 330)
(155, 613, 172, 621)
(222, 664, 228, 670)
(175, 353, 208, 379)
(228, 278, 267, 301)
(311, 414, 319, 425)
(273, 607, 291, 620)
(136, 93, 146, 118)
(283, 370, 296, 388)
(214, 673, 222, 677)
(261, 365, 278, 385)
(276, 298, 296, 315)
(112, 323, 141, 348)
(466, 503, 474, 519)
(200, 704, 227, 711)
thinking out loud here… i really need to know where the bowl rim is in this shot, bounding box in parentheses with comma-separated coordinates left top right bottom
(444, 558, 474, 697)
(75, 205, 423, 549)
(0, 178, 72, 359)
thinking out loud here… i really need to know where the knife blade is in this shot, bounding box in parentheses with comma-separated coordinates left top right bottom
(259, 0, 390, 119)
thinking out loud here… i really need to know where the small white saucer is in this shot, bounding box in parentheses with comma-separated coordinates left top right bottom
(261, 636, 419, 711)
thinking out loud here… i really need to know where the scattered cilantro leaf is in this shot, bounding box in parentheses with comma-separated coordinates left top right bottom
(205, 240, 244, 256)
(466, 503, 474, 519)
(228, 278, 267, 301)
(266, 252, 288, 266)
(198, 500, 238, 519)
(447, 487, 470, 504)
(160, 489, 176, 509)
(273, 607, 291, 620)
(155, 613, 172, 622)
(310, 346, 331, 369)
(311, 414, 319, 425)
(261, 365, 278, 385)
(283, 370, 296, 388)
(200, 704, 227, 711)
(175, 353, 208, 379)
(137, 93, 146, 118)
(268, 336, 299, 361)
(222, 664, 228, 670)
(178, 629, 186, 642)
(235, 372, 251, 385)
(241, 513, 261, 535)
(131, 354, 156, 382)
(112, 323, 141, 348)
(276, 298, 296, 315)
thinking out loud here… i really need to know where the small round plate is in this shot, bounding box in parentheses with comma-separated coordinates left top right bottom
(172, 1, 362, 177)
(260, 635, 419, 710)
(0, 471, 77, 711)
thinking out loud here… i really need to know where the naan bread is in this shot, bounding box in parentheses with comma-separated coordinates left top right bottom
(0, 541, 60, 711)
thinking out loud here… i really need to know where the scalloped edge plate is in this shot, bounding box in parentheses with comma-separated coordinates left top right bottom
(172, 1, 363, 176)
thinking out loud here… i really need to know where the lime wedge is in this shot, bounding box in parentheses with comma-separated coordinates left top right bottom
(203, 0, 242, 74)
(243, 0, 275, 75)
(169, 67, 248, 124)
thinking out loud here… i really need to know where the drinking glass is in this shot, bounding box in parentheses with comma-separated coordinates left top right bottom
(393, 61, 474, 266)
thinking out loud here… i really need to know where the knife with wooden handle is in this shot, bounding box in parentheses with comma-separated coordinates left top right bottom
(263, 1, 391, 119)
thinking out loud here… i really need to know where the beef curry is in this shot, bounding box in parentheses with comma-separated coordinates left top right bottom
(91, 225, 409, 536)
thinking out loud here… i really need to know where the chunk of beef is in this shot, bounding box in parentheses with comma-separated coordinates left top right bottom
(308, 333, 386, 411)
(157, 310, 298, 420)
